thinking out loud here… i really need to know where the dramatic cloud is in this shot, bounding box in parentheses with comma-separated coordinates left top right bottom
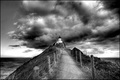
(91, 15, 119, 40)
(8, 0, 119, 49)
(100, 0, 119, 15)
(9, 15, 92, 48)
(21, 0, 57, 16)
(67, 40, 119, 58)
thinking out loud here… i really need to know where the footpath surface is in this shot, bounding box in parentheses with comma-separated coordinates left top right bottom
(55, 48, 90, 79)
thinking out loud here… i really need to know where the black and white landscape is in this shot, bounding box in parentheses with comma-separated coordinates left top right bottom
(1, 0, 120, 79)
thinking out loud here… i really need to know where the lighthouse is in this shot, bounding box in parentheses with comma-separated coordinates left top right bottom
(56, 36, 63, 44)
(55, 36, 65, 48)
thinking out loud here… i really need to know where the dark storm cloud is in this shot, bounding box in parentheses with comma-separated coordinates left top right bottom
(20, 0, 93, 24)
(8, 0, 119, 49)
(9, 25, 43, 40)
(9, 45, 21, 48)
(21, 40, 51, 49)
(65, 2, 91, 24)
(9, 25, 52, 49)
(97, 27, 119, 39)
(91, 16, 120, 42)
(92, 35, 119, 45)
(54, 1, 93, 24)
(100, 0, 119, 15)
(9, 13, 93, 49)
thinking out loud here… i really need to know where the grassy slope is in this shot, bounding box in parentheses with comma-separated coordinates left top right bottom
(5, 45, 59, 80)
(5, 45, 119, 80)
(71, 47, 120, 80)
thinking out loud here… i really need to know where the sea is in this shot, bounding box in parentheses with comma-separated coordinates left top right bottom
(0, 58, 31, 79)
(101, 58, 120, 62)
(0, 57, 119, 79)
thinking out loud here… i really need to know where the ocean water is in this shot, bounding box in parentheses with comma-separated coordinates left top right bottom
(0, 58, 31, 79)
(101, 58, 120, 62)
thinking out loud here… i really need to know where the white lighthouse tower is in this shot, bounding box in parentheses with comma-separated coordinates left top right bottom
(56, 36, 63, 44)
(55, 36, 65, 48)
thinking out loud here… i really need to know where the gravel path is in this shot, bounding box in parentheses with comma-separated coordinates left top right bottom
(55, 49, 89, 79)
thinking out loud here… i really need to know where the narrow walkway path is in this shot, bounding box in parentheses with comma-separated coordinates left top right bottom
(55, 49, 89, 79)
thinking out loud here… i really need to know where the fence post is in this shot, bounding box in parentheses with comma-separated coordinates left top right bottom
(53, 53, 56, 66)
(79, 52, 82, 67)
(47, 56, 51, 75)
(56, 53, 58, 62)
(71, 50, 73, 56)
(91, 55, 95, 80)
(76, 50, 78, 62)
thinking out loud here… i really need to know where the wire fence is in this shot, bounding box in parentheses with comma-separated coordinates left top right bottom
(70, 49, 96, 79)
(32, 48, 62, 79)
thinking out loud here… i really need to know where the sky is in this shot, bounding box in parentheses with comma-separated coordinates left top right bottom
(1, 1, 42, 57)
(1, 1, 21, 57)
(1, 0, 119, 58)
